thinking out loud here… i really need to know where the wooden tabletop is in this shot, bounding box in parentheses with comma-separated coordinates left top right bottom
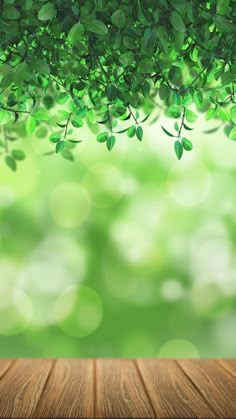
(0, 359, 235, 418)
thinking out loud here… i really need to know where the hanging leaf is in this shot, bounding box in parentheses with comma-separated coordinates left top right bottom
(174, 141, 183, 160)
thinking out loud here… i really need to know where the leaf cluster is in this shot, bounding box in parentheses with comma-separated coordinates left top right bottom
(0, 0, 236, 169)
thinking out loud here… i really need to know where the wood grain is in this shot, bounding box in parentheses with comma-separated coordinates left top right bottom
(32, 359, 94, 418)
(0, 359, 235, 418)
(0, 359, 52, 418)
(96, 359, 155, 418)
(137, 359, 217, 418)
(178, 359, 236, 418)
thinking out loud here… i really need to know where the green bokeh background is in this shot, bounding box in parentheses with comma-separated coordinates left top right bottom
(0, 111, 236, 358)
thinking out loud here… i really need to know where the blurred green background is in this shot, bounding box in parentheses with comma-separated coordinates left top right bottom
(0, 111, 236, 358)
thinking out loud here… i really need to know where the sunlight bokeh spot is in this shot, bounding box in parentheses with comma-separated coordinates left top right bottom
(54, 285, 103, 337)
(0, 186, 16, 208)
(158, 339, 200, 358)
(168, 163, 212, 206)
(0, 289, 33, 336)
(160, 279, 185, 302)
(82, 164, 124, 208)
(49, 182, 90, 228)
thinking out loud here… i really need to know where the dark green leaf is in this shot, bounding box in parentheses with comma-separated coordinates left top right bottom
(161, 126, 176, 137)
(174, 141, 183, 160)
(56, 140, 66, 153)
(106, 135, 116, 151)
(111, 9, 126, 28)
(136, 126, 143, 141)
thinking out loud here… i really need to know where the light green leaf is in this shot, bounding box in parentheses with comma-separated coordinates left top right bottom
(170, 11, 185, 32)
(230, 106, 236, 124)
(0, 109, 11, 125)
(11, 149, 26, 161)
(26, 116, 36, 135)
(167, 105, 181, 119)
(185, 109, 197, 123)
(5, 155, 16, 171)
(182, 137, 193, 151)
(38, 2, 56, 20)
(111, 9, 126, 28)
(229, 126, 236, 140)
(67, 23, 85, 45)
(97, 131, 109, 142)
(85, 19, 108, 35)
(49, 133, 62, 143)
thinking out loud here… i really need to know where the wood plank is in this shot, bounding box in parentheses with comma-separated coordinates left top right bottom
(137, 359, 216, 418)
(178, 359, 236, 418)
(32, 359, 94, 418)
(96, 359, 155, 418)
(0, 359, 14, 380)
(218, 359, 236, 378)
(0, 359, 52, 418)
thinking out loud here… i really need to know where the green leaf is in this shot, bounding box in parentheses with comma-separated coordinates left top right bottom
(85, 19, 108, 35)
(217, 0, 230, 15)
(26, 116, 36, 135)
(5, 155, 16, 171)
(170, 11, 185, 32)
(127, 125, 136, 138)
(230, 106, 236, 124)
(3, 6, 21, 20)
(68, 139, 82, 143)
(0, 109, 11, 125)
(38, 2, 56, 20)
(167, 105, 181, 118)
(111, 9, 126, 28)
(140, 113, 151, 123)
(57, 92, 70, 104)
(136, 126, 143, 141)
(67, 23, 84, 45)
(11, 149, 26, 161)
(218, 107, 230, 121)
(97, 131, 109, 142)
(161, 126, 176, 137)
(159, 84, 171, 100)
(106, 135, 116, 151)
(71, 116, 83, 128)
(174, 122, 179, 131)
(56, 140, 66, 153)
(183, 123, 193, 131)
(119, 51, 134, 66)
(61, 149, 74, 161)
(229, 126, 236, 140)
(49, 133, 62, 143)
(174, 141, 183, 160)
(185, 109, 197, 123)
(205, 108, 217, 121)
(182, 137, 193, 151)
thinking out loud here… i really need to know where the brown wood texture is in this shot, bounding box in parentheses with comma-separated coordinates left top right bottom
(33, 359, 94, 418)
(96, 359, 155, 418)
(0, 359, 235, 418)
(178, 359, 236, 418)
(137, 359, 216, 418)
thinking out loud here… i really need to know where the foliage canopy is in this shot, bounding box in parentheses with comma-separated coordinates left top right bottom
(0, 0, 236, 169)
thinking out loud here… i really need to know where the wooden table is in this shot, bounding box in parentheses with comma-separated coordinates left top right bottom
(0, 359, 235, 418)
